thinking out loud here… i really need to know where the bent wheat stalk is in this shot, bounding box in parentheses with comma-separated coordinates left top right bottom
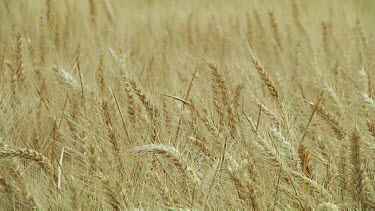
(0, 147, 54, 179)
(129, 144, 201, 186)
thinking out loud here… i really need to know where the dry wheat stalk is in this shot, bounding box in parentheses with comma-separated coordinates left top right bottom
(366, 119, 375, 138)
(124, 80, 137, 124)
(256, 135, 331, 201)
(228, 169, 259, 209)
(249, 55, 292, 139)
(129, 144, 201, 186)
(208, 62, 230, 118)
(153, 172, 173, 207)
(14, 33, 25, 86)
(227, 157, 260, 209)
(96, 55, 106, 96)
(46, 0, 53, 29)
(1, 1, 374, 209)
(298, 144, 312, 178)
(317, 203, 338, 211)
(311, 103, 346, 139)
(208, 62, 237, 135)
(161, 93, 195, 111)
(339, 142, 349, 201)
(201, 159, 220, 197)
(53, 66, 80, 92)
(0, 147, 54, 178)
(250, 56, 279, 100)
(350, 127, 375, 209)
(232, 84, 244, 121)
(291, 0, 307, 37)
(98, 173, 123, 210)
(269, 127, 300, 169)
(269, 11, 282, 48)
(123, 76, 157, 117)
(88, 0, 97, 24)
(356, 19, 368, 48)
(253, 9, 266, 39)
(300, 90, 324, 145)
(67, 175, 80, 210)
(88, 144, 99, 174)
(74, 45, 85, 103)
(189, 136, 211, 157)
(101, 100, 125, 175)
(0, 177, 16, 205)
(3, 162, 40, 209)
(322, 22, 332, 55)
(161, 99, 171, 128)
(255, 99, 281, 128)
(245, 12, 254, 44)
(111, 88, 130, 141)
(359, 91, 375, 109)
(101, 0, 114, 24)
(324, 84, 342, 111)
(291, 0, 300, 21)
(38, 14, 47, 66)
(0, 177, 39, 210)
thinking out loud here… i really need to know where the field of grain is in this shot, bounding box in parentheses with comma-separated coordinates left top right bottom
(0, 0, 374, 210)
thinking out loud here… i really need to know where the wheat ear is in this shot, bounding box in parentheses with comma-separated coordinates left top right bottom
(130, 144, 201, 186)
(350, 127, 375, 209)
(250, 54, 291, 141)
(0, 147, 54, 178)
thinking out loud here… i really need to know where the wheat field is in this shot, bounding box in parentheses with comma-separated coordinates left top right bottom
(0, 0, 374, 210)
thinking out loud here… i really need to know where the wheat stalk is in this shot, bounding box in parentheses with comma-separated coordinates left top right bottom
(98, 173, 123, 210)
(0, 147, 54, 178)
(269, 11, 282, 48)
(53, 66, 80, 92)
(129, 144, 201, 186)
(250, 54, 292, 140)
(350, 127, 375, 209)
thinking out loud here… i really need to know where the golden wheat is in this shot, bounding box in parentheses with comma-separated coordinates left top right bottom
(1, 0, 374, 209)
